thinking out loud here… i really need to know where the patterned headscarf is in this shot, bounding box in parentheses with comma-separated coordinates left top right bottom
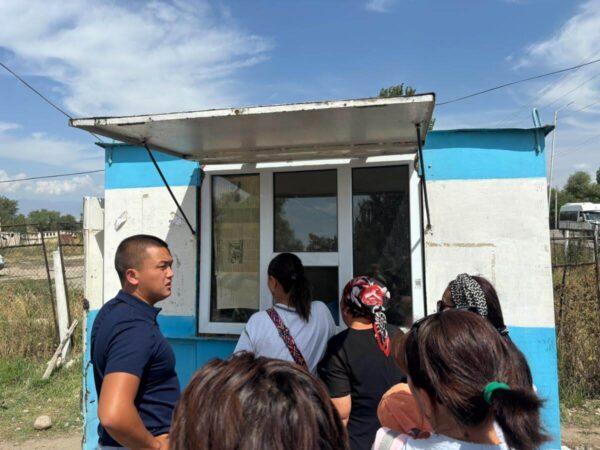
(342, 276, 392, 356)
(448, 273, 488, 317)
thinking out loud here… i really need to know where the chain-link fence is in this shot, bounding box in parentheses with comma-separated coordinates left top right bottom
(0, 223, 84, 359)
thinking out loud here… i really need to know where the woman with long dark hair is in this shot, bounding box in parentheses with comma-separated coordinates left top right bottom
(437, 274, 533, 387)
(234, 253, 336, 373)
(318, 276, 405, 450)
(170, 353, 349, 450)
(374, 309, 549, 450)
(377, 274, 533, 437)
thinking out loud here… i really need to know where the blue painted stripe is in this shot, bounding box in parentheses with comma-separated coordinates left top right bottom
(424, 129, 547, 181)
(84, 313, 560, 449)
(510, 326, 561, 449)
(83, 309, 99, 450)
(102, 144, 201, 189)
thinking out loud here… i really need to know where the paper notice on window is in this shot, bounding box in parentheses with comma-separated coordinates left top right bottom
(213, 223, 260, 311)
(215, 271, 259, 310)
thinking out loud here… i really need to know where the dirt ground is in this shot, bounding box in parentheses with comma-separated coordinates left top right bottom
(0, 434, 81, 450)
(0, 425, 597, 450)
(563, 424, 600, 449)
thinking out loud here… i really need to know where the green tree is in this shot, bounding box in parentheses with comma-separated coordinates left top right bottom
(0, 195, 19, 226)
(27, 209, 62, 231)
(379, 84, 435, 130)
(564, 171, 592, 200)
(379, 84, 417, 98)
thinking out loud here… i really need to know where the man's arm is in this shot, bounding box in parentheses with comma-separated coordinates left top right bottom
(331, 395, 352, 426)
(98, 372, 167, 450)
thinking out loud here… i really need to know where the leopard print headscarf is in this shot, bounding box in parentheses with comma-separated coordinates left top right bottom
(449, 273, 488, 318)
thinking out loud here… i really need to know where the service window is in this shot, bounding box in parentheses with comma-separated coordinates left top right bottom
(198, 160, 423, 335)
(352, 166, 412, 325)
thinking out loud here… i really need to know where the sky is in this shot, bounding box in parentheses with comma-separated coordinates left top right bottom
(1, 0, 599, 216)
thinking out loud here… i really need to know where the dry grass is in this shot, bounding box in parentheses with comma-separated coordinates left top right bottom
(553, 264, 600, 406)
(0, 279, 83, 360)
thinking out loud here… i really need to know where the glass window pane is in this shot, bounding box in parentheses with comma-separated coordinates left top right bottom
(211, 174, 260, 323)
(352, 166, 412, 327)
(274, 170, 338, 252)
(304, 266, 339, 325)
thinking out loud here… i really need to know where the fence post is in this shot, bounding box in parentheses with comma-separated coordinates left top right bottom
(53, 250, 72, 362)
(40, 229, 59, 344)
(594, 225, 600, 309)
(56, 229, 72, 324)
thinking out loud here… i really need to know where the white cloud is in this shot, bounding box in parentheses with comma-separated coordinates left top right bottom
(519, 1, 600, 69)
(0, 0, 271, 117)
(0, 169, 27, 194)
(31, 175, 95, 196)
(0, 122, 20, 133)
(365, 0, 395, 13)
(0, 169, 101, 198)
(0, 124, 102, 170)
(573, 162, 591, 170)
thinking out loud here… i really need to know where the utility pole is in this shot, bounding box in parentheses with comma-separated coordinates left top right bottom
(555, 188, 559, 229)
(548, 111, 558, 205)
(548, 101, 574, 205)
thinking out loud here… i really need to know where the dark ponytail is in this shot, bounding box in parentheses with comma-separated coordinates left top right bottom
(398, 310, 550, 450)
(490, 388, 549, 450)
(268, 253, 312, 321)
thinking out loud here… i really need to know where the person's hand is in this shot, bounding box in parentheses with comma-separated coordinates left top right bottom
(156, 433, 169, 450)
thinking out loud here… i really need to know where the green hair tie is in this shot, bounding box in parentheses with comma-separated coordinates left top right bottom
(483, 382, 510, 404)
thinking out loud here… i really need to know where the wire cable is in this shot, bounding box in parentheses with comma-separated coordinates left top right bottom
(0, 61, 105, 142)
(0, 169, 104, 185)
(436, 57, 600, 106)
(492, 49, 600, 126)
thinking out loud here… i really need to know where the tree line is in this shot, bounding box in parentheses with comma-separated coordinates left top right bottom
(0, 195, 79, 231)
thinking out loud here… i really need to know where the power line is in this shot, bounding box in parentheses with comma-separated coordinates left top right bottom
(436, 57, 600, 106)
(0, 61, 105, 142)
(555, 133, 600, 160)
(494, 71, 600, 127)
(492, 49, 600, 126)
(0, 169, 104, 185)
(572, 99, 600, 114)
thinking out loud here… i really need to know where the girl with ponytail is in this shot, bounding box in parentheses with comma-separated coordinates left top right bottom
(234, 253, 336, 373)
(318, 277, 406, 450)
(373, 309, 550, 450)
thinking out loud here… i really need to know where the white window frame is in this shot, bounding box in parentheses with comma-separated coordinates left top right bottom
(198, 155, 425, 335)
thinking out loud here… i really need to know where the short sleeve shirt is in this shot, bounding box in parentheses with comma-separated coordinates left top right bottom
(318, 327, 406, 450)
(91, 290, 180, 446)
(234, 301, 336, 373)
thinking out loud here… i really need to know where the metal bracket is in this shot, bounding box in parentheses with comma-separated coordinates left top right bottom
(143, 143, 196, 235)
(415, 123, 432, 230)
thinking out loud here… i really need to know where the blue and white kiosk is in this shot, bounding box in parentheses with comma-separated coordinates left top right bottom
(72, 94, 560, 448)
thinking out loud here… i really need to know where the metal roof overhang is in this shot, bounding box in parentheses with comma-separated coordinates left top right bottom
(69, 94, 435, 164)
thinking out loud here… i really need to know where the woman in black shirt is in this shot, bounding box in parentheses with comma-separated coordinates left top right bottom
(318, 276, 405, 450)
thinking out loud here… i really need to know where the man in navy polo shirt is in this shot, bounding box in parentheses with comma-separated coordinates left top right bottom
(92, 234, 179, 449)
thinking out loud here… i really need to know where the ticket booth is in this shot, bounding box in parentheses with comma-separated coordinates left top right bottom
(73, 94, 560, 448)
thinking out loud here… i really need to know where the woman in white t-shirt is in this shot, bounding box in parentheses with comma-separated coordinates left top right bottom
(234, 253, 336, 373)
(373, 309, 549, 450)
